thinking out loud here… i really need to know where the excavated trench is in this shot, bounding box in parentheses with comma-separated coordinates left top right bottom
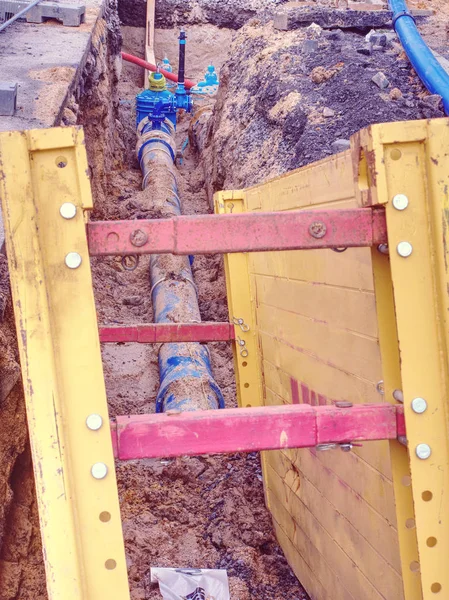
(0, 4, 309, 600)
(1, 1, 448, 598)
(86, 19, 310, 600)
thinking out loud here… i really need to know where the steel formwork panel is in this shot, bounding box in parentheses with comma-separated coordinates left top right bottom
(0, 127, 130, 600)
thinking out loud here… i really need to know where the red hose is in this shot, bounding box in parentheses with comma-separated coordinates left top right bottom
(121, 52, 196, 90)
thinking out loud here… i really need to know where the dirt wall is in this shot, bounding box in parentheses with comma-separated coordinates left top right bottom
(118, 0, 286, 30)
(0, 3, 122, 598)
(201, 18, 445, 201)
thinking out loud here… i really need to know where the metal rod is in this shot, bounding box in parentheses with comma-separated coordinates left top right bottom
(0, 0, 42, 33)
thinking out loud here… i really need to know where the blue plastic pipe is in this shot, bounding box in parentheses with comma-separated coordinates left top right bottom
(136, 122, 225, 414)
(389, 0, 449, 114)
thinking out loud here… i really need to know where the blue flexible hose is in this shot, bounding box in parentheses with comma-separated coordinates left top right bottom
(389, 0, 449, 114)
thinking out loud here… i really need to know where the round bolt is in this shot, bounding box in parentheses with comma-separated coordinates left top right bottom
(376, 380, 385, 395)
(65, 252, 82, 269)
(377, 243, 389, 255)
(335, 401, 353, 408)
(392, 194, 409, 211)
(393, 389, 404, 403)
(60, 202, 77, 219)
(411, 397, 427, 414)
(397, 241, 413, 258)
(91, 462, 108, 479)
(309, 221, 327, 239)
(86, 414, 103, 431)
(416, 444, 432, 460)
(129, 229, 148, 248)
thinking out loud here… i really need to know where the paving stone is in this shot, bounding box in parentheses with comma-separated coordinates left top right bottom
(303, 39, 319, 53)
(0, 82, 17, 116)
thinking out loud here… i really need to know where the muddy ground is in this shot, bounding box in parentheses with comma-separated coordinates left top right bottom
(0, 1, 448, 599)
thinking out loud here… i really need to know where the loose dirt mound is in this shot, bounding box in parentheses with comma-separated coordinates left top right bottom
(201, 18, 445, 196)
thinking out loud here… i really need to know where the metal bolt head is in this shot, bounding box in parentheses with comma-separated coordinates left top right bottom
(392, 194, 409, 211)
(416, 444, 432, 460)
(309, 221, 327, 239)
(376, 380, 385, 395)
(86, 414, 103, 431)
(91, 462, 108, 479)
(335, 401, 353, 408)
(60, 202, 77, 219)
(377, 243, 389, 255)
(393, 389, 404, 403)
(65, 252, 82, 269)
(129, 229, 148, 248)
(397, 241, 413, 258)
(411, 397, 427, 414)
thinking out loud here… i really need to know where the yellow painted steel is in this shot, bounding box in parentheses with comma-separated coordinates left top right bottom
(371, 249, 421, 599)
(214, 190, 264, 410)
(220, 118, 449, 599)
(0, 127, 130, 599)
(354, 119, 449, 600)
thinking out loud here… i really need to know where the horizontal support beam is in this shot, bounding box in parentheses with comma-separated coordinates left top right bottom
(111, 403, 405, 459)
(87, 208, 387, 256)
(99, 322, 235, 343)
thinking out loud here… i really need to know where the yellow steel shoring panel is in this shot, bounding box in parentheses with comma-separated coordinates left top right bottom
(0, 127, 130, 599)
(214, 190, 264, 410)
(214, 190, 270, 507)
(355, 119, 449, 600)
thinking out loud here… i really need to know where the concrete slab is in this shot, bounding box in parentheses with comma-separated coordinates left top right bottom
(0, 82, 17, 115)
(26, 1, 86, 27)
(0, 0, 104, 131)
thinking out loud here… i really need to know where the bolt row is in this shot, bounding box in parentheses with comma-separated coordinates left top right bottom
(60, 203, 109, 477)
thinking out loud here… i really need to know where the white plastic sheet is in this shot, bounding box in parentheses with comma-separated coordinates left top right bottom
(151, 567, 230, 600)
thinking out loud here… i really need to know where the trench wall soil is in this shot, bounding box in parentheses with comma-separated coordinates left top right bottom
(0, 3, 122, 598)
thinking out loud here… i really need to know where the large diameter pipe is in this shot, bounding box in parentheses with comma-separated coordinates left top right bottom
(136, 124, 225, 413)
(389, 0, 449, 114)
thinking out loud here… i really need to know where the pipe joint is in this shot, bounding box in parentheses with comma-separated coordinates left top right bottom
(392, 10, 416, 30)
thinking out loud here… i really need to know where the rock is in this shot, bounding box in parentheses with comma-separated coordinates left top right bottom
(306, 22, 323, 38)
(357, 44, 372, 56)
(303, 39, 319, 53)
(323, 28, 344, 41)
(422, 94, 443, 110)
(123, 296, 144, 306)
(331, 139, 351, 153)
(371, 71, 390, 89)
(372, 44, 385, 52)
(389, 87, 403, 100)
(323, 107, 335, 117)
(310, 65, 339, 83)
(369, 33, 387, 46)
(62, 107, 77, 125)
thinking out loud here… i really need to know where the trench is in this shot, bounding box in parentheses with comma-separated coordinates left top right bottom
(76, 13, 309, 600)
(1, 1, 448, 598)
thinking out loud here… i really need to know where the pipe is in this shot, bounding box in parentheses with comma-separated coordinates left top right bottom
(121, 52, 196, 90)
(389, 0, 449, 114)
(136, 114, 225, 413)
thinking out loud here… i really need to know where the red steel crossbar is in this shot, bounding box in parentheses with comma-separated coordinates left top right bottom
(99, 322, 235, 343)
(110, 403, 405, 459)
(88, 208, 387, 256)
